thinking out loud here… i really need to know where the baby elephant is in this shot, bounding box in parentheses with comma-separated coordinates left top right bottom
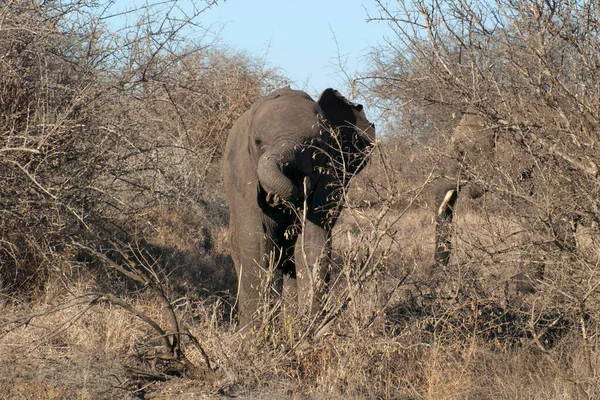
(223, 87, 375, 331)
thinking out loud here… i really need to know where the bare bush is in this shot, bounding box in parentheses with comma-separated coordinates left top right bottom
(6, 0, 600, 397)
(0, 0, 102, 292)
(353, 0, 600, 397)
(0, 0, 283, 293)
(0, 0, 282, 395)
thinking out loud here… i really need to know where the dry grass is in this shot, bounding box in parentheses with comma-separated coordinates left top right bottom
(3, 0, 600, 399)
(1, 289, 143, 398)
(3, 198, 600, 399)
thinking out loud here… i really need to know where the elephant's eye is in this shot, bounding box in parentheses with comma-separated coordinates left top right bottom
(255, 139, 263, 148)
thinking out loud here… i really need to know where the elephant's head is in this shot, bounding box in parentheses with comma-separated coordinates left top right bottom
(318, 88, 376, 177)
(451, 108, 496, 166)
(440, 108, 497, 199)
(252, 89, 321, 206)
(253, 88, 375, 207)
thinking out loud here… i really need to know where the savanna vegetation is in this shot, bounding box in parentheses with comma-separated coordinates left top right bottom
(1, 0, 599, 398)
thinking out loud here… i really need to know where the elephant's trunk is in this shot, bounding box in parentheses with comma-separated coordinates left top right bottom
(257, 152, 298, 202)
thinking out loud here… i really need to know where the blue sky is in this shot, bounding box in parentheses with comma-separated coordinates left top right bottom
(109, 0, 391, 121)
(198, 1, 390, 99)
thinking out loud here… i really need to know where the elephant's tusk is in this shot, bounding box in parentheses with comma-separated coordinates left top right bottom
(438, 189, 456, 216)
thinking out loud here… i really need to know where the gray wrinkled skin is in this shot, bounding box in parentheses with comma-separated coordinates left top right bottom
(223, 87, 375, 331)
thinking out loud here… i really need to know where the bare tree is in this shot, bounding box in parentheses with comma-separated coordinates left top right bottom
(361, 0, 600, 391)
(0, 0, 283, 387)
(0, 0, 285, 292)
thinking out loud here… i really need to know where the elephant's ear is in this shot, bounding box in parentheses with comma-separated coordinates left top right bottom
(318, 88, 356, 127)
(318, 88, 375, 174)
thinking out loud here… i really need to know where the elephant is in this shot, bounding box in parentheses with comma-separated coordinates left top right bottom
(223, 87, 375, 331)
(434, 108, 497, 267)
(433, 106, 581, 282)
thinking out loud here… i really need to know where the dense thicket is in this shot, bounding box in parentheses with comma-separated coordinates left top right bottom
(0, 0, 282, 294)
(360, 0, 600, 396)
(3, 0, 600, 398)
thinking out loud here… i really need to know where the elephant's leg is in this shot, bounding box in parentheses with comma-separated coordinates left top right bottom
(235, 250, 266, 332)
(294, 221, 329, 319)
(522, 211, 581, 293)
(276, 242, 297, 330)
(232, 216, 275, 332)
(435, 187, 458, 267)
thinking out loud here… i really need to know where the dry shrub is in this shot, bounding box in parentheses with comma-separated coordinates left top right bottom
(0, 0, 99, 293)
(0, 0, 280, 396)
(0, 0, 282, 296)
(351, 0, 600, 398)
(0, 290, 145, 398)
(5, 0, 600, 398)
